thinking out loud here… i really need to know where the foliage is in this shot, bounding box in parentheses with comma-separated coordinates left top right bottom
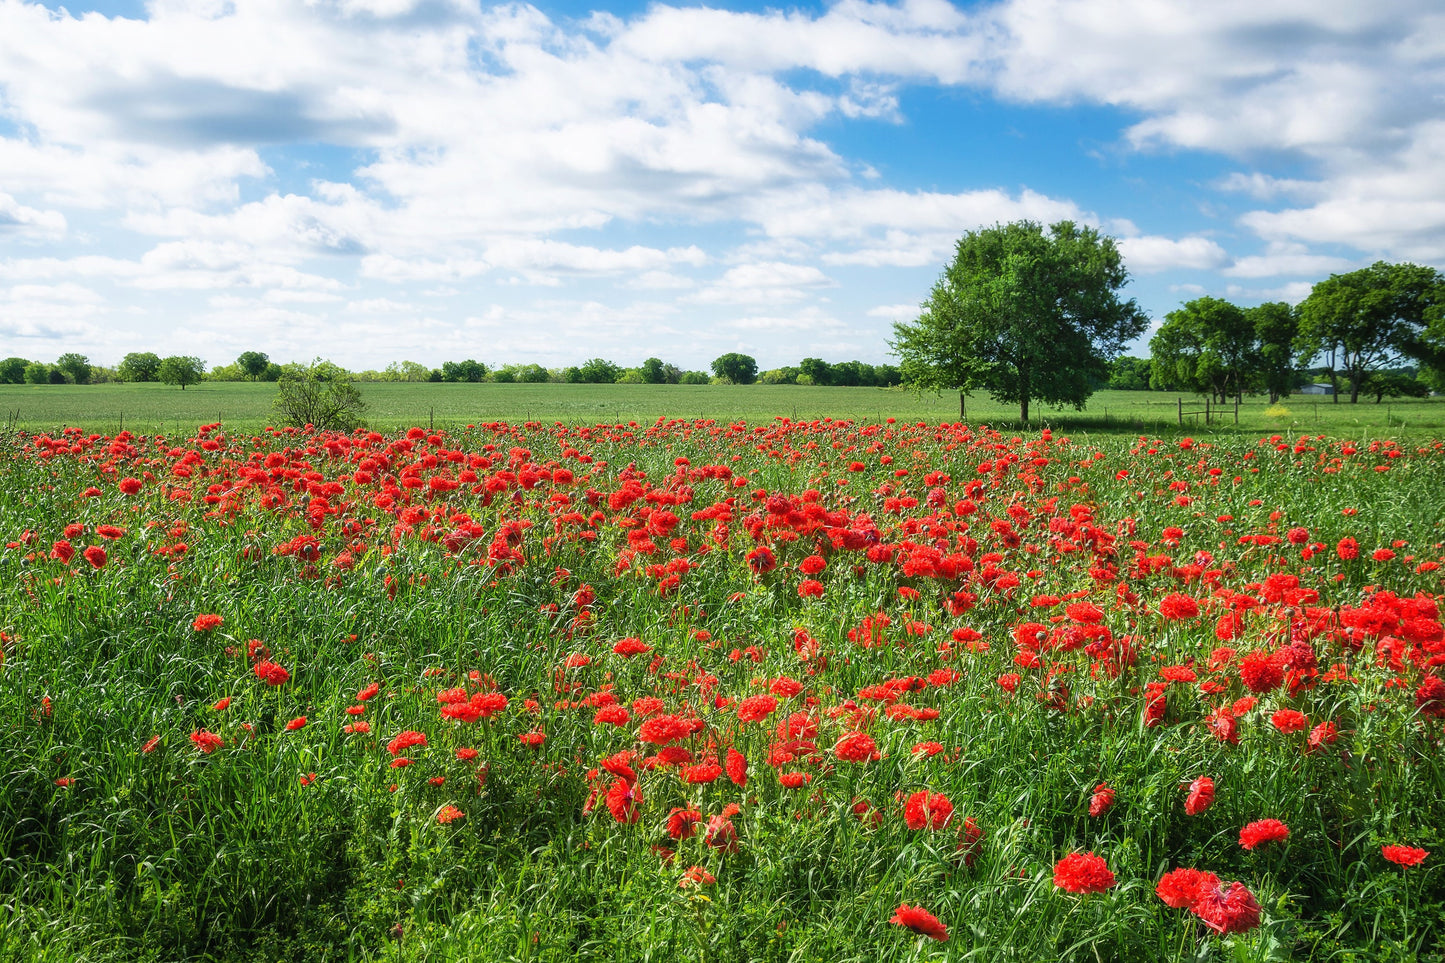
(158, 355, 205, 390)
(564, 358, 623, 384)
(1362, 370, 1431, 403)
(236, 351, 272, 381)
(55, 353, 91, 385)
(711, 353, 758, 385)
(893, 220, 1149, 422)
(1106, 356, 1152, 391)
(1251, 302, 1301, 404)
(272, 359, 368, 431)
(1148, 297, 1258, 402)
(0, 357, 31, 384)
(118, 351, 162, 383)
(22, 362, 51, 385)
(1297, 261, 1445, 403)
(441, 359, 488, 383)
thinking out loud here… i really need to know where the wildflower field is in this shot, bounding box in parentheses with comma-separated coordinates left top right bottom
(2, 419, 1443, 962)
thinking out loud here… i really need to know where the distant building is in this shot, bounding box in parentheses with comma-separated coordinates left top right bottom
(1300, 383, 1335, 396)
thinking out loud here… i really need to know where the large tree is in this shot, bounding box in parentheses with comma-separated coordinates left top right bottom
(1250, 302, 1299, 404)
(1296, 261, 1444, 404)
(893, 220, 1148, 422)
(56, 352, 92, 385)
(158, 356, 205, 390)
(237, 351, 271, 381)
(711, 353, 758, 385)
(118, 352, 162, 383)
(1148, 296, 1258, 403)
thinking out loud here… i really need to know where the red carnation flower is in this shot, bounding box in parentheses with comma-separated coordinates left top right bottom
(1191, 880, 1261, 934)
(253, 660, 290, 686)
(1088, 783, 1116, 817)
(1382, 845, 1429, 867)
(1270, 709, 1308, 734)
(192, 613, 223, 632)
(189, 729, 223, 754)
(725, 747, 748, 787)
(1159, 593, 1200, 621)
(1155, 867, 1219, 908)
(1179, 775, 1213, 809)
(833, 731, 879, 764)
(889, 903, 948, 942)
(736, 695, 779, 723)
(1053, 852, 1115, 893)
(1238, 650, 1284, 694)
(1239, 818, 1289, 850)
(904, 791, 954, 831)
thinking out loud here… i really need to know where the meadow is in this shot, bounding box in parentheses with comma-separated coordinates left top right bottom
(2, 416, 1443, 962)
(4, 381, 1445, 438)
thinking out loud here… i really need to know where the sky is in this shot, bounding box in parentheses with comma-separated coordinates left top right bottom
(1, 0, 1442, 374)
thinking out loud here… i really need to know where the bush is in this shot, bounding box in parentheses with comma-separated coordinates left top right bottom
(273, 360, 367, 431)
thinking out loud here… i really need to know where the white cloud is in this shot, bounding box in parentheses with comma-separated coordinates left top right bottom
(1116, 235, 1230, 274)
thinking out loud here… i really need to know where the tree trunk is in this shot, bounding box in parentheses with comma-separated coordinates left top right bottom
(1349, 369, 1361, 404)
(959, 392, 966, 420)
(1020, 395, 1030, 424)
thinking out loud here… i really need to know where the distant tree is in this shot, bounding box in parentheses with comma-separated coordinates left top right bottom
(1107, 356, 1152, 391)
(428, 369, 444, 382)
(491, 366, 517, 383)
(640, 357, 668, 384)
(873, 364, 902, 387)
(576, 358, 622, 384)
(205, 364, 245, 382)
(711, 353, 758, 385)
(384, 360, 433, 382)
(1251, 302, 1299, 404)
(237, 351, 271, 381)
(799, 357, 832, 386)
(1148, 296, 1257, 403)
(23, 362, 50, 385)
(158, 356, 205, 390)
(56, 353, 92, 385)
(893, 220, 1148, 422)
(616, 368, 646, 384)
(441, 359, 488, 383)
(1297, 261, 1445, 404)
(517, 363, 551, 383)
(760, 367, 799, 385)
(118, 352, 162, 383)
(0, 357, 30, 384)
(273, 359, 367, 431)
(47, 367, 67, 385)
(679, 370, 710, 385)
(1361, 370, 1431, 404)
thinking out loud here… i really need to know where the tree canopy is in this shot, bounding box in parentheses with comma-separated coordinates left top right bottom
(1148, 296, 1258, 402)
(158, 356, 205, 389)
(237, 351, 271, 381)
(892, 220, 1148, 422)
(711, 353, 758, 385)
(119, 352, 162, 383)
(1297, 261, 1444, 403)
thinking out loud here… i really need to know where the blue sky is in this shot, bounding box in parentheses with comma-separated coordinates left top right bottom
(2, 0, 1442, 374)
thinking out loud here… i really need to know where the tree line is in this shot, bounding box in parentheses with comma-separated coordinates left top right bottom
(893, 220, 1444, 421)
(0, 350, 901, 389)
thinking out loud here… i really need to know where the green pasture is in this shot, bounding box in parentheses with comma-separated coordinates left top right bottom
(2, 380, 1443, 437)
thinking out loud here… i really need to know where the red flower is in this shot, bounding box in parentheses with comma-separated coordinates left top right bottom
(593, 704, 630, 727)
(253, 660, 290, 686)
(1191, 881, 1261, 934)
(50, 540, 75, 564)
(1155, 867, 1219, 908)
(82, 545, 107, 569)
(437, 805, 465, 824)
(211, 697, 231, 711)
(605, 779, 643, 824)
(1053, 852, 1115, 893)
(1416, 675, 1445, 719)
(833, 731, 879, 763)
(1382, 845, 1429, 867)
(118, 477, 142, 495)
(725, 747, 748, 787)
(1270, 709, 1308, 734)
(1088, 783, 1116, 817)
(612, 637, 652, 657)
(1185, 776, 1215, 815)
(1239, 818, 1289, 850)
(189, 729, 223, 753)
(904, 791, 953, 831)
(192, 613, 223, 632)
(745, 546, 777, 575)
(704, 804, 741, 852)
(1159, 593, 1200, 620)
(1336, 537, 1359, 561)
(388, 730, 428, 756)
(141, 735, 161, 754)
(736, 695, 778, 723)
(1238, 650, 1284, 694)
(679, 865, 715, 889)
(666, 807, 703, 840)
(285, 716, 307, 731)
(889, 903, 948, 942)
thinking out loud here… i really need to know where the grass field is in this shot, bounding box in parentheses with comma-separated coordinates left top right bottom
(3, 381, 1444, 437)
(2, 418, 1443, 962)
